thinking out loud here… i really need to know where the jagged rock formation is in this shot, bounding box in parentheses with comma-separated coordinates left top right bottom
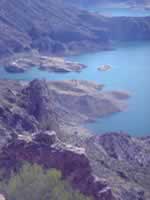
(0, 80, 59, 149)
(0, 0, 150, 58)
(0, 131, 115, 200)
(96, 133, 150, 167)
(0, 79, 129, 147)
(21, 79, 59, 131)
(0, 129, 150, 200)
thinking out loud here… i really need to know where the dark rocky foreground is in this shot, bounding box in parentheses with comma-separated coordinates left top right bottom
(86, 133, 150, 200)
(0, 79, 150, 200)
(0, 0, 150, 59)
(0, 131, 150, 200)
(0, 131, 115, 200)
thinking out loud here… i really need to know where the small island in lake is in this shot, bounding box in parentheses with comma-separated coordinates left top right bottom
(98, 65, 112, 72)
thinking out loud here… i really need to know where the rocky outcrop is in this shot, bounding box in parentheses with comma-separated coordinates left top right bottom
(85, 133, 150, 200)
(0, 79, 129, 142)
(0, 131, 115, 200)
(4, 54, 86, 73)
(0, 79, 59, 148)
(96, 133, 150, 167)
(21, 79, 59, 132)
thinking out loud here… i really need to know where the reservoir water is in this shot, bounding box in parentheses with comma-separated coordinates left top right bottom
(1, 41, 150, 136)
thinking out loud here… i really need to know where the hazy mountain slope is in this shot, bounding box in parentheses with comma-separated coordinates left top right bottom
(0, 0, 110, 58)
(0, 0, 150, 59)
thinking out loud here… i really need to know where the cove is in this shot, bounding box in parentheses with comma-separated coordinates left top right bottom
(1, 41, 150, 136)
(69, 41, 150, 136)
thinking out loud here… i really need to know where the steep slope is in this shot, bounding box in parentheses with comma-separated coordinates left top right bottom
(0, 79, 129, 147)
(86, 133, 150, 200)
(0, 132, 115, 200)
(0, 0, 110, 58)
(0, 128, 150, 199)
(0, 80, 149, 200)
(0, 0, 150, 59)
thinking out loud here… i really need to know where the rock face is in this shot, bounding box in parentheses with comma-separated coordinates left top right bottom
(0, 0, 110, 58)
(0, 0, 150, 58)
(4, 54, 86, 73)
(86, 133, 150, 200)
(0, 79, 59, 149)
(0, 130, 150, 200)
(22, 79, 59, 132)
(0, 79, 129, 143)
(97, 133, 150, 167)
(0, 131, 115, 200)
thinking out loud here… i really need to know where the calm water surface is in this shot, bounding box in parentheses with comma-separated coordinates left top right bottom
(1, 41, 150, 136)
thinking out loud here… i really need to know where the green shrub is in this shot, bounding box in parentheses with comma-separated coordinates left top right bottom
(0, 163, 91, 200)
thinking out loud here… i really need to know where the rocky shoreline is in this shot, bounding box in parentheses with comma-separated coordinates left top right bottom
(2, 53, 86, 73)
(0, 79, 130, 138)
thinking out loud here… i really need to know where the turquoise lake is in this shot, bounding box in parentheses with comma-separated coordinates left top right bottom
(1, 41, 150, 136)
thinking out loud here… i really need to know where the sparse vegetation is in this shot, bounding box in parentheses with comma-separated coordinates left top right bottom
(0, 163, 91, 200)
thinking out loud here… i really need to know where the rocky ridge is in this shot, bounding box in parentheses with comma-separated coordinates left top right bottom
(0, 0, 150, 59)
(3, 53, 86, 73)
(0, 79, 130, 147)
(85, 133, 150, 200)
(0, 131, 115, 200)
